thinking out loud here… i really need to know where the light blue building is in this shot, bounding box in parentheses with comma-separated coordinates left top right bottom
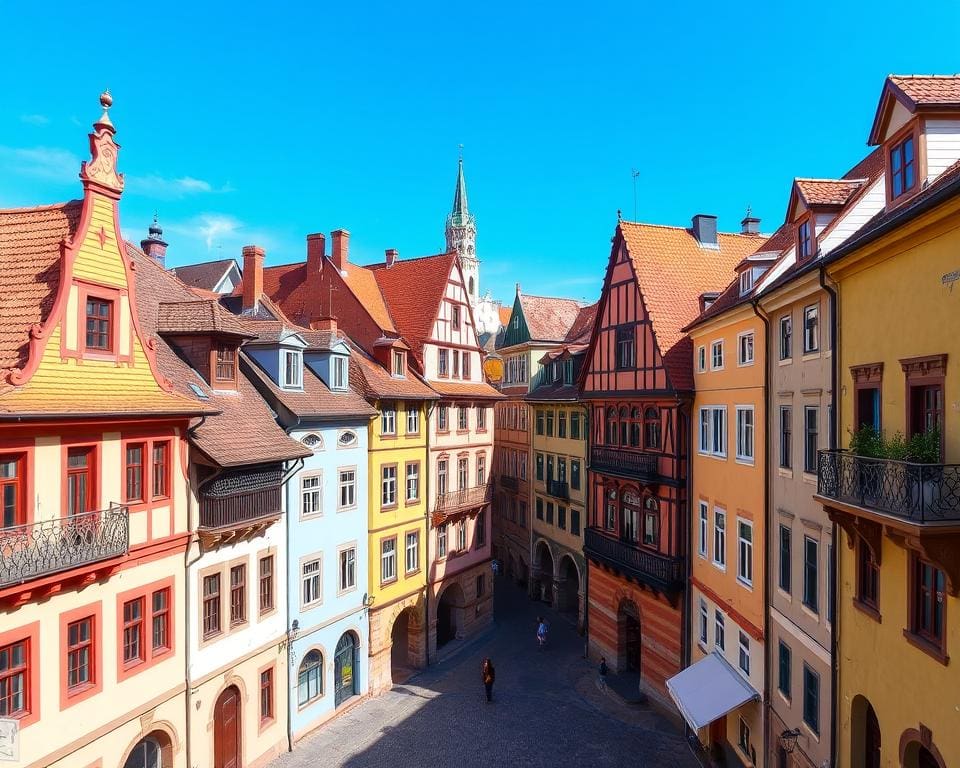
(240, 318, 376, 742)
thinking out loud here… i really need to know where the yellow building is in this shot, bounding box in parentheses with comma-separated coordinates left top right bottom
(350, 346, 437, 694)
(0, 94, 213, 767)
(816, 76, 960, 768)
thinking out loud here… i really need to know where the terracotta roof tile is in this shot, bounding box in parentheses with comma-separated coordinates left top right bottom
(518, 294, 585, 342)
(348, 342, 438, 401)
(157, 300, 254, 338)
(169, 259, 236, 291)
(428, 379, 504, 400)
(341, 264, 396, 333)
(795, 179, 865, 208)
(498, 306, 512, 326)
(564, 302, 598, 344)
(889, 75, 960, 107)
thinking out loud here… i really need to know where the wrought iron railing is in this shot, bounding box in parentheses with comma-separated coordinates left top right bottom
(499, 475, 519, 492)
(590, 446, 660, 480)
(435, 483, 493, 516)
(0, 506, 129, 587)
(817, 450, 960, 523)
(547, 479, 569, 499)
(200, 486, 283, 529)
(584, 527, 684, 591)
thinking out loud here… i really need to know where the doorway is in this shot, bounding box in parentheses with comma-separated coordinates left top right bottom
(213, 686, 241, 768)
(436, 583, 465, 648)
(334, 632, 358, 707)
(618, 599, 642, 672)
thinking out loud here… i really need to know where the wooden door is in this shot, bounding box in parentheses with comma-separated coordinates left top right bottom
(214, 686, 241, 768)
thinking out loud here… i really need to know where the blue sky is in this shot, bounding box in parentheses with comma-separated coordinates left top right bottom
(2, 2, 959, 306)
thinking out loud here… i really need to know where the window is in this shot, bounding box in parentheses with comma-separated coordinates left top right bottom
(0, 638, 29, 718)
(463, 352, 471, 380)
(438, 349, 449, 376)
(230, 564, 246, 626)
(797, 219, 813, 261)
(570, 411, 581, 440)
(476, 574, 486, 597)
(339, 547, 356, 591)
(0, 453, 25, 528)
(713, 507, 726, 569)
(405, 532, 419, 573)
(571, 460, 581, 490)
(856, 385, 881, 432)
(302, 558, 322, 607)
(338, 469, 356, 509)
(643, 407, 661, 450)
(405, 462, 419, 502)
(297, 651, 322, 706)
(616, 326, 635, 369)
(910, 557, 946, 651)
(779, 315, 792, 360)
(536, 497, 544, 520)
(778, 641, 792, 699)
(475, 455, 486, 488)
(458, 406, 468, 431)
(711, 340, 723, 370)
(451, 304, 461, 330)
(571, 508, 580, 535)
(302, 473, 322, 516)
(715, 610, 725, 651)
(392, 350, 406, 377)
(259, 555, 275, 615)
(737, 519, 753, 586)
(151, 589, 170, 653)
(535, 410, 545, 435)
(437, 524, 447, 558)
(457, 457, 469, 491)
(202, 574, 221, 638)
(66, 616, 94, 691)
(406, 407, 420, 434)
(738, 631, 750, 675)
(519, 452, 527, 481)
(260, 667, 274, 724)
(698, 501, 708, 558)
(381, 465, 397, 507)
(85, 297, 113, 351)
(546, 455, 554, 483)
(604, 500, 615, 530)
(332, 355, 348, 390)
(546, 410, 555, 437)
(558, 411, 567, 439)
(738, 717, 751, 755)
(558, 505, 567, 531)
(456, 520, 466, 550)
(122, 597, 145, 666)
(452, 350, 460, 378)
(337, 430, 357, 448)
(736, 406, 754, 462)
(779, 407, 792, 469)
(803, 305, 819, 353)
(779, 525, 792, 594)
(697, 345, 706, 372)
(803, 536, 819, 614)
(802, 665, 820, 734)
(642, 499, 658, 545)
(125, 443, 144, 502)
(381, 538, 397, 583)
(698, 599, 708, 645)
(699, 406, 727, 457)
(437, 459, 448, 496)
(215, 343, 236, 382)
(438, 405, 449, 432)
(739, 269, 755, 295)
(856, 540, 879, 610)
(557, 458, 567, 484)
(546, 502, 554, 525)
(477, 510, 486, 546)
(282, 350, 302, 388)
(381, 403, 397, 436)
(151, 441, 169, 499)
(890, 134, 916, 200)
(804, 407, 819, 473)
(535, 453, 544, 481)
(476, 406, 486, 430)
(738, 333, 754, 365)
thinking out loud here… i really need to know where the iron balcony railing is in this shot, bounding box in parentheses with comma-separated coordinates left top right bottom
(200, 486, 283, 529)
(547, 479, 569, 499)
(499, 475, 519, 492)
(584, 527, 684, 591)
(590, 446, 660, 481)
(817, 449, 960, 523)
(435, 483, 494, 516)
(0, 505, 129, 588)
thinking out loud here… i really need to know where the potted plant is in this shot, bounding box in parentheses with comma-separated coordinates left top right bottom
(906, 426, 943, 517)
(846, 425, 884, 506)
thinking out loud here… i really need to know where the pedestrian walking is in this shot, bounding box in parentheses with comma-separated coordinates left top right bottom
(537, 617, 548, 649)
(482, 658, 496, 702)
(598, 656, 608, 690)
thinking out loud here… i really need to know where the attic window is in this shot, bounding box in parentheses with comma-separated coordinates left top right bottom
(392, 350, 406, 378)
(338, 430, 357, 448)
(890, 135, 916, 200)
(797, 218, 814, 262)
(282, 349, 303, 389)
(563, 359, 574, 385)
(215, 343, 237, 382)
(739, 271, 755, 296)
(302, 433, 323, 450)
(85, 298, 113, 352)
(451, 305, 461, 331)
(188, 383, 209, 400)
(512, 315, 519, 330)
(331, 355, 348, 390)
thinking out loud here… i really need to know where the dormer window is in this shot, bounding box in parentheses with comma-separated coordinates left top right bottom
(215, 343, 237, 383)
(392, 350, 406, 378)
(797, 218, 814, 262)
(512, 315, 519, 330)
(739, 270, 755, 296)
(85, 298, 113, 352)
(890, 135, 916, 200)
(563, 359, 574, 385)
(282, 349, 302, 389)
(331, 355, 348, 390)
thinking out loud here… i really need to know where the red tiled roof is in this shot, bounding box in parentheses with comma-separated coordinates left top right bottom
(428, 379, 504, 400)
(157, 300, 254, 337)
(169, 259, 236, 291)
(341, 264, 396, 333)
(348, 342, 438, 401)
(889, 75, 960, 107)
(564, 302, 598, 344)
(518, 294, 585, 342)
(0, 201, 82, 373)
(794, 179, 865, 208)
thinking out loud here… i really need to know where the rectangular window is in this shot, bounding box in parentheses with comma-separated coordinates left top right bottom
(301, 558, 322, 606)
(381, 539, 397, 583)
(546, 455, 554, 483)
(519, 452, 527, 481)
(803, 305, 819, 353)
(779, 406, 792, 469)
(259, 555, 275, 615)
(85, 297, 113, 351)
(604, 502, 615, 530)
(477, 454, 486, 487)
(779, 315, 792, 360)
(151, 588, 170, 653)
(66, 616, 94, 691)
(713, 507, 726, 569)
(476, 406, 486, 430)
(202, 574, 221, 638)
(738, 718, 750, 755)
(803, 536, 819, 614)
(715, 610, 725, 651)
(452, 350, 460, 378)
(711, 340, 724, 369)
(0, 638, 29, 718)
(437, 524, 447, 558)
(1, 453, 26, 529)
(406, 407, 420, 434)
(230, 564, 246, 626)
(557, 505, 567, 531)
(779, 525, 792, 594)
(393, 350, 406, 377)
(535, 453, 544, 481)
(151, 441, 170, 499)
(260, 667, 274, 724)
(571, 460, 581, 490)
(381, 404, 397, 436)
(558, 411, 567, 439)
(738, 631, 750, 675)
(215, 343, 236, 382)
(125, 442, 144, 502)
(282, 350, 302, 388)
(698, 406, 727, 457)
(405, 463, 419, 502)
(332, 356, 348, 389)
(339, 547, 356, 591)
(737, 519, 753, 586)
(438, 405, 449, 432)
(546, 502, 554, 525)
(699, 598, 708, 645)
(437, 459, 448, 496)
(803, 665, 820, 734)
(546, 410, 555, 437)
(463, 352, 471, 380)
(698, 501, 708, 558)
(738, 332, 754, 365)
(797, 219, 813, 261)
(122, 597, 145, 666)
(536, 497, 544, 520)
(302, 473, 322, 516)
(536, 410, 544, 435)
(616, 326, 635, 369)
(451, 304, 461, 330)
(890, 134, 916, 200)
(476, 574, 486, 597)
(571, 508, 580, 535)
(570, 411, 581, 440)
(382, 465, 397, 507)
(804, 407, 819, 473)
(405, 531, 419, 573)
(856, 540, 879, 610)
(458, 406, 468, 431)
(339, 470, 356, 509)
(736, 406, 754, 462)
(457, 457, 468, 491)
(911, 557, 946, 650)
(456, 520, 466, 551)
(476, 510, 487, 547)
(778, 641, 792, 699)
(697, 345, 706, 372)
(438, 349, 449, 377)
(856, 386, 881, 432)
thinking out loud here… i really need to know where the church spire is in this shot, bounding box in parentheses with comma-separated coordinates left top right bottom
(445, 149, 479, 303)
(451, 150, 469, 222)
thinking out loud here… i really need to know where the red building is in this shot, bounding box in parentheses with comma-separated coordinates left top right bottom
(581, 215, 761, 706)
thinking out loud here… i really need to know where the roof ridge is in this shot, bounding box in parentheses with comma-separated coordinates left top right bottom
(890, 73, 960, 79)
(619, 220, 759, 238)
(0, 200, 81, 215)
(795, 177, 865, 183)
(362, 251, 454, 269)
(263, 260, 306, 271)
(519, 292, 584, 303)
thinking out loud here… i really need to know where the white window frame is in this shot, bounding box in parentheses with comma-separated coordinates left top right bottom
(803, 304, 819, 354)
(338, 468, 356, 510)
(405, 463, 419, 502)
(301, 556, 322, 609)
(300, 471, 323, 517)
(699, 598, 708, 646)
(737, 331, 754, 366)
(381, 465, 397, 507)
(282, 349, 303, 389)
(406, 407, 420, 434)
(405, 531, 419, 573)
(457, 519, 466, 551)
(715, 609, 725, 651)
(331, 355, 348, 390)
(698, 406, 727, 457)
(338, 546, 357, 593)
(735, 405, 755, 463)
(738, 631, 750, 676)
(737, 518, 753, 587)
(381, 404, 396, 436)
(779, 314, 792, 361)
(698, 501, 708, 558)
(380, 538, 397, 583)
(710, 340, 724, 370)
(437, 524, 447, 558)
(739, 270, 754, 296)
(697, 345, 706, 373)
(713, 506, 726, 570)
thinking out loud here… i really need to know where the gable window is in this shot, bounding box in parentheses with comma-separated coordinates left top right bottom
(697, 345, 706, 372)
(1, 453, 26, 528)
(85, 298, 113, 352)
(890, 134, 916, 200)
(381, 403, 397, 436)
(739, 270, 754, 296)
(332, 355, 348, 390)
(615, 326, 635, 369)
(451, 304, 461, 331)
(797, 219, 813, 261)
(282, 350, 302, 389)
(779, 407, 792, 469)
(711, 340, 724, 370)
(737, 333, 754, 365)
(392, 350, 406, 378)
(737, 519, 753, 586)
(406, 407, 420, 435)
(803, 305, 819, 353)
(338, 469, 356, 509)
(438, 349, 449, 377)
(779, 315, 792, 360)
(215, 344, 236, 382)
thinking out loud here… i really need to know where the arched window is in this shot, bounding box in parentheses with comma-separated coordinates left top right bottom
(619, 407, 629, 447)
(644, 407, 661, 450)
(606, 407, 618, 446)
(124, 737, 161, 768)
(298, 650, 323, 706)
(620, 488, 642, 544)
(643, 497, 660, 546)
(630, 407, 641, 447)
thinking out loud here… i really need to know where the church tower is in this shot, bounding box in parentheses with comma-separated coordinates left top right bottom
(445, 155, 479, 304)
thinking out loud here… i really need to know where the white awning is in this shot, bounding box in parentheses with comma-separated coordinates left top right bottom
(666, 652, 759, 732)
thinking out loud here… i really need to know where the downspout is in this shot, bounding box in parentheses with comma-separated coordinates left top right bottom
(424, 399, 435, 667)
(581, 404, 590, 657)
(282, 416, 303, 754)
(751, 298, 772, 767)
(819, 265, 840, 768)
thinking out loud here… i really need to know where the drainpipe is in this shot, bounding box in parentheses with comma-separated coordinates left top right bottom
(751, 297, 772, 767)
(282, 416, 304, 754)
(424, 399, 435, 667)
(581, 404, 590, 658)
(819, 265, 840, 768)
(182, 455, 204, 768)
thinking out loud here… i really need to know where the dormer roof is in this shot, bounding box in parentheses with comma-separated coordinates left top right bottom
(157, 300, 254, 339)
(868, 74, 960, 145)
(790, 178, 867, 216)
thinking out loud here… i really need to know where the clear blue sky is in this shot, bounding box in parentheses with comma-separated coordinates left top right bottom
(2, 2, 958, 305)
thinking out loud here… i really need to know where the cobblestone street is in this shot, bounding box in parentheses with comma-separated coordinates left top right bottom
(270, 577, 700, 768)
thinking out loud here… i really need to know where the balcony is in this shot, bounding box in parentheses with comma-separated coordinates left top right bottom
(584, 527, 684, 592)
(200, 486, 283, 530)
(0, 506, 129, 588)
(434, 483, 493, 523)
(547, 479, 569, 499)
(499, 475, 519, 492)
(817, 449, 960, 525)
(590, 446, 660, 482)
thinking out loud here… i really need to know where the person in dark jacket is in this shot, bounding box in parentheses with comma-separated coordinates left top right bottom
(482, 658, 496, 702)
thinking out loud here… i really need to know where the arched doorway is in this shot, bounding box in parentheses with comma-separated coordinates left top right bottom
(436, 583, 465, 648)
(123, 736, 162, 768)
(558, 555, 580, 615)
(334, 632, 358, 707)
(850, 695, 881, 768)
(535, 541, 555, 605)
(214, 685, 241, 768)
(391, 607, 419, 684)
(902, 740, 945, 768)
(617, 599, 642, 672)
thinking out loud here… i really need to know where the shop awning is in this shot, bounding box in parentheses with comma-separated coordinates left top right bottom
(666, 652, 759, 732)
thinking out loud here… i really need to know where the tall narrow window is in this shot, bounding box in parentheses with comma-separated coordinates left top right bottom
(715, 610, 725, 651)
(0, 453, 25, 528)
(476, 454, 486, 486)
(381, 403, 397, 436)
(779, 407, 792, 469)
(804, 407, 819, 473)
(457, 457, 469, 491)
(452, 350, 460, 379)
(339, 470, 356, 509)
(738, 332, 754, 365)
(406, 462, 419, 502)
(616, 326, 635, 369)
(85, 298, 113, 351)
(437, 459, 448, 496)
(332, 355, 348, 389)
(802, 665, 820, 734)
(711, 340, 724, 369)
(911, 557, 946, 651)
(803, 305, 819, 353)
(282, 350, 302, 388)
(778, 641, 792, 699)
(66, 616, 94, 691)
(151, 588, 170, 652)
(736, 406, 754, 462)
(392, 350, 406, 377)
(382, 465, 397, 507)
(463, 352, 471, 379)
(737, 519, 753, 586)
(889, 134, 916, 200)
(797, 219, 813, 261)
(406, 407, 420, 434)
(259, 555, 275, 615)
(476, 406, 485, 430)
(451, 304, 461, 330)
(713, 507, 726, 568)
(125, 443, 144, 503)
(0, 639, 29, 718)
(203, 574, 221, 638)
(438, 349, 449, 377)
(301, 558, 322, 606)
(699, 598, 708, 645)
(301, 473, 322, 516)
(405, 531, 419, 573)
(67, 446, 94, 517)
(437, 524, 447, 558)
(123, 597, 145, 665)
(458, 406, 468, 431)
(738, 631, 750, 675)
(779, 524, 792, 594)
(230, 564, 246, 626)
(856, 540, 879, 611)
(339, 547, 356, 591)
(803, 536, 819, 614)
(152, 441, 170, 499)
(698, 501, 708, 558)
(477, 510, 487, 546)
(215, 343, 236, 382)
(260, 667, 274, 724)
(779, 315, 792, 360)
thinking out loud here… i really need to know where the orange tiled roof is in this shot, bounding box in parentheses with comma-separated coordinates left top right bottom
(348, 342, 438, 401)
(518, 294, 585, 342)
(428, 379, 504, 400)
(341, 264, 396, 333)
(498, 306, 512, 326)
(157, 300, 254, 337)
(889, 75, 960, 107)
(794, 179, 865, 208)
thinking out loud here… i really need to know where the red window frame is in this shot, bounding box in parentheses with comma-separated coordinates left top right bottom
(855, 540, 880, 616)
(84, 297, 114, 352)
(66, 445, 97, 517)
(230, 564, 247, 626)
(124, 442, 145, 503)
(259, 555, 275, 615)
(115, 578, 175, 681)
(0, 638, 29, 719)
(66, 617, 94, 693)
(151, 440, 170, 500)
(910, 557, 946, 653)
(0, 452, 26, 529)
(151, 588, 171, 654)
(122, 597, 145, 668)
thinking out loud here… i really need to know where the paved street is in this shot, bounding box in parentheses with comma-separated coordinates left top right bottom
(271, 577, 700, 768)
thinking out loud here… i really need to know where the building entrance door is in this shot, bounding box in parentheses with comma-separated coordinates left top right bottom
(335, 632, 358, 707)
(213, 686, 241, 768)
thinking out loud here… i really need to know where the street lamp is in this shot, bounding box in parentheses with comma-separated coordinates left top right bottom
(779, 728, 801, 754)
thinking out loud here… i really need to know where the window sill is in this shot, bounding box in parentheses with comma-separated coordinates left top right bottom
(800, 603, 820, 621)
(735, 457, 755, 467)
(736, 577, 754, 591)
(778, 358, 793, 367)
(903, 630, 949, 666)
(380, 504, 399, 513)
(736, 360, 755, 368)
(336, 505, 358, 514)
(258, 716, 277, 736)
(801, 351, 821, 362)
(258, 607, 278, 621)
(801, 473, 817, 485)
(380, 577, 399, 587)
(404, 498, 421, 506)
(777, 467, 793, 478)
(405, 568, 421, 578)
(853, 598, 882, 623)
(380, 434, 398, 441)
(405, 431, 422, 438)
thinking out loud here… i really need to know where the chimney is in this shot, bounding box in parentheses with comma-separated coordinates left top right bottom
(311, 317, 338, 334)
(331, 229, 350, 272)
(385, 248, 399, 268)
(242, 245, 265, 312)
(692, 214, 718, 247)
(741, 213, 761, 235)
(141, 214, 168, 267)
(307, 233, 326, 274)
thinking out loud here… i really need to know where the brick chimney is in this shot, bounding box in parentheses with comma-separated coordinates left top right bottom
(242, 245, 265, 311)
(141, 214, 167, 267)
(331, 229, 350, 272)
(692, 214, 718, 247)
(307, 232, 326, 274)
(385, 248, 398, 268)
(311, 317, 338, 334)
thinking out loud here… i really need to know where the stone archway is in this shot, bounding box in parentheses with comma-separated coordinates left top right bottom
(121, 729, 175, 768)
(557, 555, 581, 616)
(436, 582, 466, 648)
(534, 540, 555, 605)
(390, 606, 422, 684)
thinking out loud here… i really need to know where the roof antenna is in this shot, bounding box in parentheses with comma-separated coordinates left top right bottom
(631, 169, 640, 221)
